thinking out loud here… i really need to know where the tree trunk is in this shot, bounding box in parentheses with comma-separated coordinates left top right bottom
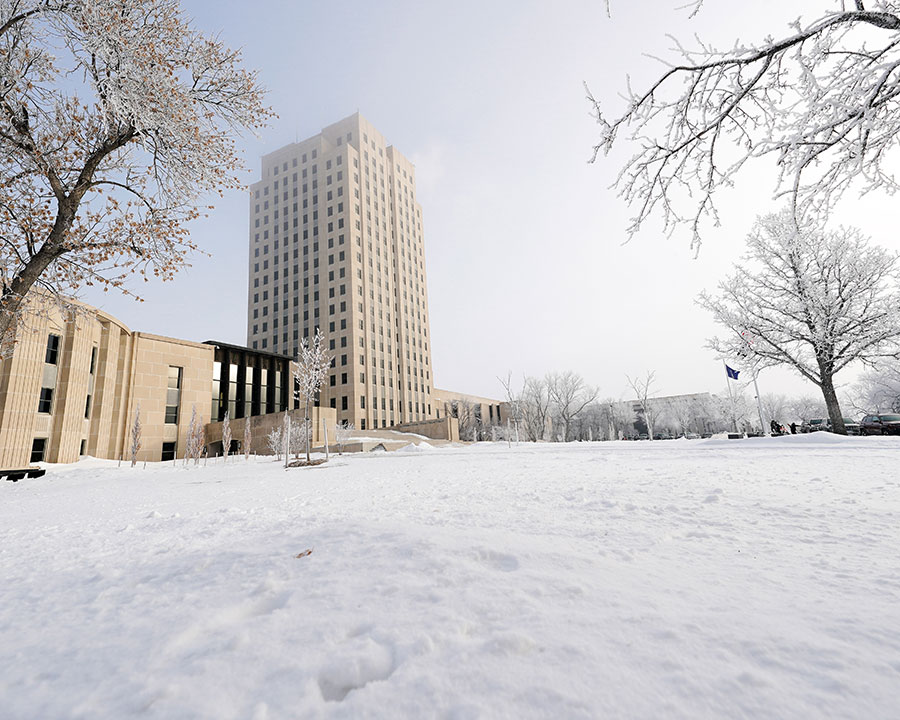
(821, 373, 846, 435)
(305, 398, 311, 463)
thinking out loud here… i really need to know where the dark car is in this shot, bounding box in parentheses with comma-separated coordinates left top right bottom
(861, 414, 900, 436)
(841, 418, 861, 436)
(801, 418, 830, 433)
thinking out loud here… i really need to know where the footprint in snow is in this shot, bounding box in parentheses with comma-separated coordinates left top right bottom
(472, 548, 519, 572)
(318, 636, 396, 702)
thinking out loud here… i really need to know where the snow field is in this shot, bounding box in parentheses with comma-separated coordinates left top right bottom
(1, 438, 899, 719)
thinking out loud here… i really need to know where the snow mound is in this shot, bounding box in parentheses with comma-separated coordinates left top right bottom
(700, 432, 858, 447)
(398, 442, 434, 453)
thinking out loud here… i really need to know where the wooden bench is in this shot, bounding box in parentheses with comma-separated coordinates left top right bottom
(1, 467, 46, 482)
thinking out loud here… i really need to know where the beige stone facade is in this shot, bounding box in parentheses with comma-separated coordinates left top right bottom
(247, 113, 436, 432)
(205, 405, 337, 456)
(433, 388, 508, 441)
(0, 298, 214, 469)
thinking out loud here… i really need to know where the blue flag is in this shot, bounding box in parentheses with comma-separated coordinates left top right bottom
(725, 365, 740, 380)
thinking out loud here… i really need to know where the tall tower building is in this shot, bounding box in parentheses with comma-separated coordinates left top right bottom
(247, 113, 435, 430)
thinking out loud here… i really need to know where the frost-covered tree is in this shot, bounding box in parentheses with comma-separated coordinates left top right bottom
(788, 395, 828, 424)
(293, 329, 332, 462)
(289, 418, 311, 459)
(448, 398, 477, 442)
(243, 419, 252, 460)
(266, 426, 283, 460)
(221, 411, 232, 460)
(699, 210, 900, 434)
(853, 363, 900, 413)
(185, 404, 203, 463)
(668, 396, 703, 436)
(520, 376, 552, 442)
(498, 372, 524, 442)
(546, 371, 598, 442)
(0, 0, 271, 350)
(604, 399, 637, 440)
(593, 1, 900, 249)
(759, 394, 789, 428)
(335, 421, 355, 455)
(195, 423, 206, 465)
(626, 371, 660, 439)
(129, 402, 141, 467)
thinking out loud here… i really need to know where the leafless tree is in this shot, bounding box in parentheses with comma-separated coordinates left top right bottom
(603, 399, 637, 440)
(129, 402, 142, 467)
(222, 411, 232, 460)
(546, 371, 599, 442)
(852, 363, 900, 413)
(185, 404, 204, 464)
(788, 395, 829, 424)
(593, 1, 900, 250)
(293, 329, 332, 462)
(266, 426, 283, 460)
(626, 371, 660, 439)
(759, 394, 789, 428)
(289, 418, 311, 459)
(699, 210, 900, 434)
(449, 398, 477, 442)
(668, 396, 702, 436)
(335, 421, 355, 454)
(243, 419, 252, 460)
(520, 376, 552, 442)
(498, 371, 524, 441)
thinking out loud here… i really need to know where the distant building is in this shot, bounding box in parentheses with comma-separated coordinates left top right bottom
(0, 297, 334, 469)
(247, 113, 435, 431)
(433, 388, 508, 441)
(626, 392, 719, 437)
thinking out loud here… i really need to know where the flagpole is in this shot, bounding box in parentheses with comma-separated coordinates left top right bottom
(724, 361, 739, 434)
(753, 371, 766, 435)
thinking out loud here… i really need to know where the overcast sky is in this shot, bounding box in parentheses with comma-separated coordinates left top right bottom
(82, 0, 900, 404)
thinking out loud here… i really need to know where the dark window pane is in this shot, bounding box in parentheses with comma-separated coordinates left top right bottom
(161, 442, 176, 462)
(30, 438, 46, 463)
(45, 334, 60, 364)
(38, 387, 53, 414)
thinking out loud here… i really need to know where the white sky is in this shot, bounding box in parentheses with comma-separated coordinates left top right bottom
(82, 0, 900, 404)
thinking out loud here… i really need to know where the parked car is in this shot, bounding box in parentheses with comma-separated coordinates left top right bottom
(860, 414, 900, 436)
(842, 418, 861, 436)
(801, 418, 830, 433)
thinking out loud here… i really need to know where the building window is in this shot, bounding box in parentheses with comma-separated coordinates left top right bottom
(38, 387, 53, 414)
(245, 365, 254, 418)
(228, 364, 238, 418)
(31, 438, 47, 463)
(80, 439, 87, 456)
(166, 366, 182, 424)
(45, 334, 60, 364)
(161, 442, 177, 462)
(212, 361, 222, 421)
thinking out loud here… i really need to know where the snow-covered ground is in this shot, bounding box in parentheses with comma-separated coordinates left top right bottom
(1, 436, 899, 719)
